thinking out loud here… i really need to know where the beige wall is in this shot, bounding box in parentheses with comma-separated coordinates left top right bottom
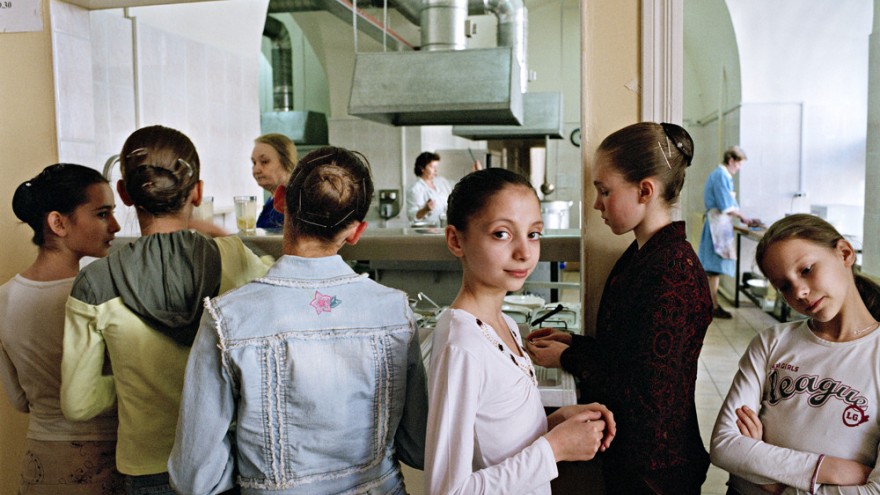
(0, 0, 57, 489)
(580, 0, 642, 334)
(0, 1, 265, 491)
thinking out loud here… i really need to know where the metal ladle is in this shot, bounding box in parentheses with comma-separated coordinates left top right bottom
(540, 137, 555, 195)
(540, 166, 555, 195)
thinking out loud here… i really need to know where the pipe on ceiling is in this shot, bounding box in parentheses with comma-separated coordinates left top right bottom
(470, 0, 527, 89)
(264, 16, 294, 111)
(421, 0, 468, 51)
(268, 0, 415, 51)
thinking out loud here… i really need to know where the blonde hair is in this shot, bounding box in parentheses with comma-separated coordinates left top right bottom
(756, 213, 880, 319)
(255, 133, 298, 173)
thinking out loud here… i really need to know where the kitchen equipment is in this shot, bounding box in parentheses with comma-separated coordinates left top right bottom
(379, 189, 400, 220)
(540, 141, 555, 195)
(503, 294, 545, 310)
(501, 304, 532, 324)
(411, 291, 445, 318)
(530, 302, 580, 332)
(531, 303, 563, 326)
(746, 278, 770, 297)
(540, 200, 573, 229)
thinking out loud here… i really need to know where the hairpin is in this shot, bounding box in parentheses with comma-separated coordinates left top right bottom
(297, 195, 357, 229)
(126, 148, 149, 159)
(176, 158, 194, 178)
(658, 141, 672, 169)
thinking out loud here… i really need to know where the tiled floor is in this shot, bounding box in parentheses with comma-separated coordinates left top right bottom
(698, 299, 780, 494)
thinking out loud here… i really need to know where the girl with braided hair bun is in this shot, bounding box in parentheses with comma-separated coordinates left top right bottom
(528, 122, 713, 493)
(169, 147, 428, 494)
(61, 125, 270, 494)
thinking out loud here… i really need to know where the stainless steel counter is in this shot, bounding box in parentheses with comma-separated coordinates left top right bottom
(240, 227, 581, 261)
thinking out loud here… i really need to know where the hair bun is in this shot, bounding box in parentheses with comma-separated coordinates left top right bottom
(660, 122, 694, 165)
(12, 179, 40, 224)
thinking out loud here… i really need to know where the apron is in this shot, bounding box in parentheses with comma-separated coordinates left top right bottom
(707, 208, 736, 259)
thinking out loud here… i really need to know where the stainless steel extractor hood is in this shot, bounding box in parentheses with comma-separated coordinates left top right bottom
(451, 91, 564, 140)
(261, 15, 329, 149)
(261, 111, 329, 148)
(348, 47, 524, 126)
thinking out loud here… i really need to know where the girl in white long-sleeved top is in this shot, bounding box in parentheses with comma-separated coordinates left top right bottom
(711, 213, 880, 494)
(425, 168, 616, 495)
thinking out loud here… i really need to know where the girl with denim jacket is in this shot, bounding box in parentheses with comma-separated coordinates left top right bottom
(169, 147, 428, 495)
(425, 168, 616, 495)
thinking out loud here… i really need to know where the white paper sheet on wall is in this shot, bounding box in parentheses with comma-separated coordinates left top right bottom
(0, 0, 42, 33)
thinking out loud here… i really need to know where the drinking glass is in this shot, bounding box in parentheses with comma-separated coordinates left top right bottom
(192, 196, 214, 222)
(233, 195, 257, 233)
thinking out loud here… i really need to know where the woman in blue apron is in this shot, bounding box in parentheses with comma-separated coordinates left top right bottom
(698, 145, 757, 319)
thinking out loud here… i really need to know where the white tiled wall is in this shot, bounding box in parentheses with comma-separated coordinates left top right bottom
(50, 0, 263, 235)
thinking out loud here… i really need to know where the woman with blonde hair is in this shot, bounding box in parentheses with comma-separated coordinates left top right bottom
(251, 133, 297, 230)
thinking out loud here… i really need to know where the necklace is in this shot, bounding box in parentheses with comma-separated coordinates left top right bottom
(851, 321, 879, 336)
(809, 320, 879, 339)
(476, 318, 538, 386)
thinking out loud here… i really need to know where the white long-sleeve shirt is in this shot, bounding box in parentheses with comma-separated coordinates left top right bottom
(710, 320, 880, 494)
(426, 308, 557, 495)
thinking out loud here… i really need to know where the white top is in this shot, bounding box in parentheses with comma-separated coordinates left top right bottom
(710, 320, 880, 494)
(406, 176, 453, 225)
(426, 308, 557, 495)
(0, 275, 117, 441)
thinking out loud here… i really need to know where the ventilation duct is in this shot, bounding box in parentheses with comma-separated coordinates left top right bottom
(261, 15, 329, 147)
(348, 0, 530, 126)
(261, 111, 329, 150)
(267, 0, 534, 126)
(348, 47, 523, 125)
(264, 16, 293, 111)
(451, 91, 564, 140)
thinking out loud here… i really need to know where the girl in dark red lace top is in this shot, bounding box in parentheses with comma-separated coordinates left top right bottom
(528, 122, 713, 494)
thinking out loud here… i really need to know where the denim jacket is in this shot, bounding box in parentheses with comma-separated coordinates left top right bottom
(168, 255, 428, 495)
